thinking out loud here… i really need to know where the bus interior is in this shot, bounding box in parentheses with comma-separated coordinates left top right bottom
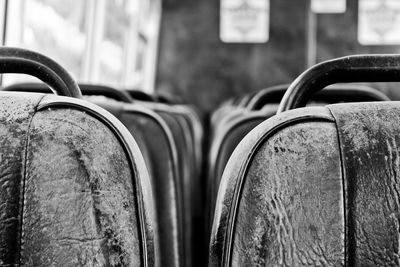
(1, 0, 400, 266)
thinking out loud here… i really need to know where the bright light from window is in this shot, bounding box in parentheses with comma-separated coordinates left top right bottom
(1, 0, 161, 92)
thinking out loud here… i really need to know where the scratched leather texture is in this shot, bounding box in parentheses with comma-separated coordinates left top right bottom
(208, 108, 339, 266)
(0, 93, 148, 266)
(329, 102, 400, 267)
(231, 121, 344, 266)
(210, 104, 400, 267)
(0, 93, 44, 266)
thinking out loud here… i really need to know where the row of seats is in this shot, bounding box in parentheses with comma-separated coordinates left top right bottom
(1, 47, 400, 266)
(0, 47, 204, 266)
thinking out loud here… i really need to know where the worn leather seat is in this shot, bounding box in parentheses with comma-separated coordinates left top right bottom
(206, 84, 390, 230)
(3, 82, 188, 266)
(210, 55, 400, 266)
(0, 47, 157, 266)
(207, 84, 390, 220)
(144, 103, 194, 266)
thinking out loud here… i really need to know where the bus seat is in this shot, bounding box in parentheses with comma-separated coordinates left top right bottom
(149, 104, 194, 266)
(2, 61, 204, 267)
(210, 54, 400, 266)
(0, 47, 157, 266)
(3, 82, 186, 266)
(207, 84, 390, 226)
(139, 101, 204, 267)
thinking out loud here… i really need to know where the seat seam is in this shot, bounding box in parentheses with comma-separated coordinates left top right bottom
(18, 94, 46, 265)
(326, 106, 348, 266)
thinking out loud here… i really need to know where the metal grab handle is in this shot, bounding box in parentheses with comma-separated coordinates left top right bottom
(277, 54, 400, 113)
(0, 47, 81, 98)
(247, 84, 288, 110)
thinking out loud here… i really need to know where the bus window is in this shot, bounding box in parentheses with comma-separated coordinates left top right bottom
(4, 0, 87, 85)
(98, 0, 132, 87)
(2, 0, 161, 91)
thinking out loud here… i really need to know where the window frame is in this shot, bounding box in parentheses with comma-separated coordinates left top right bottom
(0, 0, 162, 92)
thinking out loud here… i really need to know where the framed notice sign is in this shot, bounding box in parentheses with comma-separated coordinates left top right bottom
(358, 0, 400, 45)
(311, 0, 346, 14)
(220, 0, 269, 43)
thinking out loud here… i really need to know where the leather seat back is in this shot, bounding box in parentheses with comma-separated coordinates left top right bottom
(210, 55, 400, 266)
(0, 48, 157, 266)
(3, 81, 192, 267)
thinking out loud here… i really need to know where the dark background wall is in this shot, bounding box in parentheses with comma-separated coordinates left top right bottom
(156, 0, 400, 112)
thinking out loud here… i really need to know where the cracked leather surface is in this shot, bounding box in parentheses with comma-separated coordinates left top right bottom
(329, 102, 400, 267)
(0, 92, 153, 266)
(209, 107, 336, 266)
(210, 103, 400, 266)
(231, 121, 344, 266)
(0, 93, 43, 266)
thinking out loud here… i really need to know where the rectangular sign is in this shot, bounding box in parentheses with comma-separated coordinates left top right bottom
(358, 0, 400, 45)
(311, 0, 346, 14)
(220, 0, 269, 43)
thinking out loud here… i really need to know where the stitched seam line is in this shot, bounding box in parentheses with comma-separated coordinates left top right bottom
(18, 95, 46, 265)
(327, 106, 347, 266)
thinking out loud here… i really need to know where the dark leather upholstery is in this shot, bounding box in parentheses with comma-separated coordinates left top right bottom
(153, 108, 192, 266)
(330, 102, 400, 266)
(207, 85, 390, 240)
(210, 103, 400, 266)
(0, 92, 157, 266)
(2, 82, 201, 267)
(138, 101, 204, 267)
